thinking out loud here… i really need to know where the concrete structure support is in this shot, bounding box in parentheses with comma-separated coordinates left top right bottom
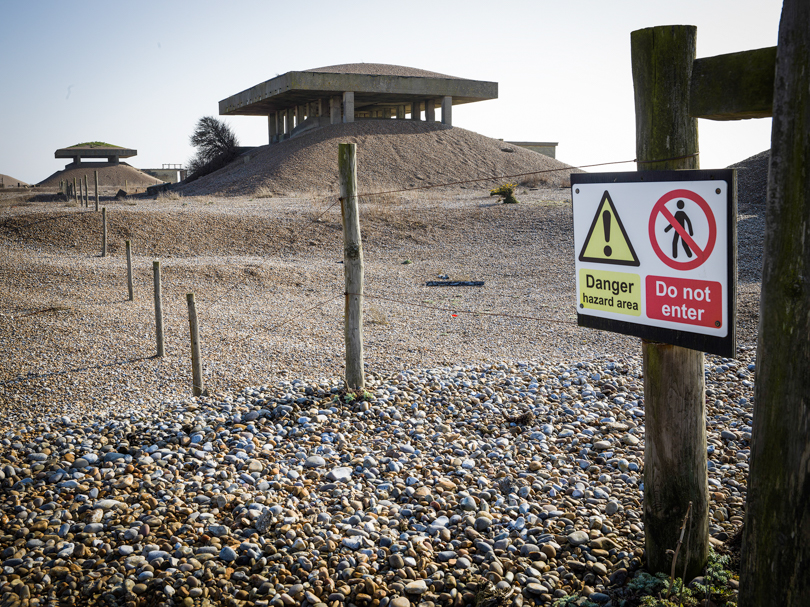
(286, 108, 294, 137)
(425, 100, 435, 122)
(411, 101, 421, 120)
(343, 91, 355, 123)
(441, 96, 452, 126)
(396, 105, 405, 119)
(268, 114, 277, 144)
(331, 96, 342, 124)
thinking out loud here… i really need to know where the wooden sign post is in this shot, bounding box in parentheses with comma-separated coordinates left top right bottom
(631, 25, 708, 580)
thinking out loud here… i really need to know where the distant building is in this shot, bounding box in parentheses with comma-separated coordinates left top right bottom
(142, 165, 187, 184)
(507, 141, 558, 159)
(219, 63, 498, 144)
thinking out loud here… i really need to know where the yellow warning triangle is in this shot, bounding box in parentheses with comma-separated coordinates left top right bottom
(578, 191, 639, 266)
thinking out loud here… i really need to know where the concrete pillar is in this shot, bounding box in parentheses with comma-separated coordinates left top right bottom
(396, 105, 405, 119)
(268, 114, 277, 144)
(275, 112, 281, 142)
(343, 91, 355, 123)
(411, 101, 421, 120)
(318, 98, 326, 117)
(441, 96, 452, 126)
(425, 99, 435, 122)
(286, 108, 294, 136)
(331, 96, 342, 124)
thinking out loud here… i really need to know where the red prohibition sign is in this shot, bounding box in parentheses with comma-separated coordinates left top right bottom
(648, 189, 716, 271)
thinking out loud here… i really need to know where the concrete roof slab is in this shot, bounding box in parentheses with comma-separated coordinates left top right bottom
(220, 65, 497, 116)
(55, 146, 136, 159)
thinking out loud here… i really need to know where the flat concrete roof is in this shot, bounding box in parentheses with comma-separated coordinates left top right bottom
(55, 145, 136, 159)
(220, 63, 497, 115)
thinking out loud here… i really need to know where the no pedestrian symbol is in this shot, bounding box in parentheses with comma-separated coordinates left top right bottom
(649, 189, 716, 271)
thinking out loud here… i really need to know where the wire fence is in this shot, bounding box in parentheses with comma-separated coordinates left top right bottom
(1, 151, 700, 389)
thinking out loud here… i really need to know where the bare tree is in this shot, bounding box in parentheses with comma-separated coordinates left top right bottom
(186, 116, 239, 181)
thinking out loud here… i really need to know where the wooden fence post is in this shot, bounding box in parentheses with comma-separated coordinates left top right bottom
(631, 24, 708, 581)
(73, 177, 78, 204)
(125, 240, 134, 301)
(186, 293, 204, 397)
(101, 207, 107, 257)
(339, 142, 365, 390)
(153, 261, 165, 357)
(83, 175, 88, 207)
(94, 170, 99, 211)
(740, 0, 810, 602)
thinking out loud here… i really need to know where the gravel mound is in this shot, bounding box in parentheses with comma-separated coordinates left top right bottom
(0, 173, 29, 187)
(177, 121, 576, 197)
(728, 150, 769, 214)
(727, 150, 768, 284)
(37, 162, 164, 188)
(305, 63, 463, 79)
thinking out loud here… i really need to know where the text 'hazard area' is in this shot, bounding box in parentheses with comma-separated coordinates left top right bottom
(646, 275, 722, 328)
(579, 269, 641, 316)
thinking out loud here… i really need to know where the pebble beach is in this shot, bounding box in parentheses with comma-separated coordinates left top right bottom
(0, 145, 769, 606)
(0, 350, 755, 607)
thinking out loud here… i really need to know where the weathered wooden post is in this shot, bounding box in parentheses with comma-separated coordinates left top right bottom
(338, 143, 365, 390)
(101, 207, 107, 257)
(83, 175, 89, 207)
(73, 177, 78, 204)
(740, 0, 810, 602)
(125, 240, 134, 301)
(94, 170, 99, 211)
(153, 261, 165, 357)
(186, 293, 204, 397)
(631, 24, 708, 581)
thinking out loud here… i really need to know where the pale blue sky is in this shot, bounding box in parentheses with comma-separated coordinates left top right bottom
(0, 0, 782, 185)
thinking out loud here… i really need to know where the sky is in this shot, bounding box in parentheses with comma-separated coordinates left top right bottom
(0, 0, 783, 186)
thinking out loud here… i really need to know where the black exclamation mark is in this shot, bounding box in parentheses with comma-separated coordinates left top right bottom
(603, 210, 612, 256)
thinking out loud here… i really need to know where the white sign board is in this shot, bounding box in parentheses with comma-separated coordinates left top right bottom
(571, 170, 736, 357)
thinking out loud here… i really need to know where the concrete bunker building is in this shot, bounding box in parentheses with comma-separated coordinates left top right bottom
(219, 63, 498, 144)
(54, 143, 137, 168)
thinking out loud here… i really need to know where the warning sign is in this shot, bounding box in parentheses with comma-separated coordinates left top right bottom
(571, 170, 736, 357)
(578, 191, 639, 266)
